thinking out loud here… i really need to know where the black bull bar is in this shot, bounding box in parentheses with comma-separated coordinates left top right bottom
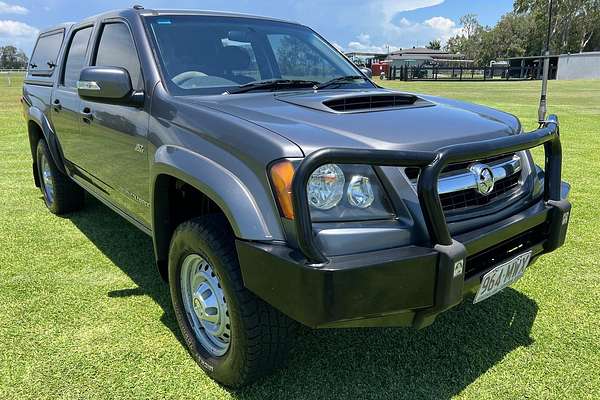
(291, 114, 562, 265)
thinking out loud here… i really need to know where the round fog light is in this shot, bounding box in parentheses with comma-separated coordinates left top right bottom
(347, 175, 374, 208)
(307, 164, 345, 210)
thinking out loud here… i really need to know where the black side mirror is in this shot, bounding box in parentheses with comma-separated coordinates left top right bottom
(77, 66, 143, 106)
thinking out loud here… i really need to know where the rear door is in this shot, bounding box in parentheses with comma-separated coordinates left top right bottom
(79, 20, 150, 224)
(51, 25, 95, 178)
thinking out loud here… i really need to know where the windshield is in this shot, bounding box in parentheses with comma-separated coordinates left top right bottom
(145, 15, 372, 95)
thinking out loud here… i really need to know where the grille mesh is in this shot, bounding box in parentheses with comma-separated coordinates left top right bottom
(440, 172, 520, 212)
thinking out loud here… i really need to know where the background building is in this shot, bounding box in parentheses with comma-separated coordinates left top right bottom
(556, 52, 600, 80)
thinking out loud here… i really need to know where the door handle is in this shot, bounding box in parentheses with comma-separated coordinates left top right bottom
(52, 99, 61, 112)
(81, 107, 93, 123)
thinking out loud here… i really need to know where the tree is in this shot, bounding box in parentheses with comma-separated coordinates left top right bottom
(459, 14, 482, 39)
(514, 0, 600, 53)
(478, 12, 538, 64)
(445, 2, 600, 65)
(0, 45, 28, 69)
(426, 39, 441, 50)
(444, 14, 487, 62)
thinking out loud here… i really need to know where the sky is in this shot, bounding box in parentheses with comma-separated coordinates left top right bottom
(0, 0, 514, 55)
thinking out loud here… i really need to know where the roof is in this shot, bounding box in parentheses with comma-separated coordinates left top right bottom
(345, 51, 386, 57)
(138, 8, 297, 23)
(390, 47, 448, 55)
(38, 22, 74, 34)
(45, 7, 301, 30)
(388, 54, 433, 61)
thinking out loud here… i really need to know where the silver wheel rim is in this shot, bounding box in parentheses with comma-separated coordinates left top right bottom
(40, 153, 55, 204)
(180, 254, 231, 357)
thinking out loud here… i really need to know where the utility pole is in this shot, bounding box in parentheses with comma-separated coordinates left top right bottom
(538, 0, 554, 124)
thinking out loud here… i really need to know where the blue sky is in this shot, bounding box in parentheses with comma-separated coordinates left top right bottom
(0, 0, 514, 55)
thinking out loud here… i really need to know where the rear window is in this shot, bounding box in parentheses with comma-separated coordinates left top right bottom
(29, 30, 64, 76)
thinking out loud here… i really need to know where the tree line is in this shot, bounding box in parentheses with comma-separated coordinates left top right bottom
(445, 0, 600, 65)
(0, 45, 29, 69)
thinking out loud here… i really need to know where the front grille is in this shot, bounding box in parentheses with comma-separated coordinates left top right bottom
(440, 172, 520, 212)
(405, 153, 523, 213)
(465, 223, 548, 278)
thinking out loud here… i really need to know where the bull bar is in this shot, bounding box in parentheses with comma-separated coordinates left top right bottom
(291, 114, 563, 265)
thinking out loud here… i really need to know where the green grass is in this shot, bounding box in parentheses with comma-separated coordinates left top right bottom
(1, 74, 599, 399)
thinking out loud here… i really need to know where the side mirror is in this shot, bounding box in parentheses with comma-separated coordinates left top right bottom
(360, 67, 373, 78)
(77, 66, 143, 106)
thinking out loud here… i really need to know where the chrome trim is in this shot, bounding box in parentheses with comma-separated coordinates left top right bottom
(409, 154, 522, 195)
(76, 80, 101, 91)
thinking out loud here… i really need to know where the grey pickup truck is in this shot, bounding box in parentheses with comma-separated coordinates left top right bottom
(22, 6, 571, 387)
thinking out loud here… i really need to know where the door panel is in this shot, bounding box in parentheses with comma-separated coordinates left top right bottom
(79, 100, 150, 224)
(51, 26, 93, 172)
(80, 21, 150, 225)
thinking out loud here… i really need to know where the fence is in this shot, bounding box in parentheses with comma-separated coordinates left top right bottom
(386, 65, 558, 82)
(0, 69, 26, 87)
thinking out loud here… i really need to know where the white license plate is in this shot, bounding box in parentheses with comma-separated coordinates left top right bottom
(473, 250, 532, 304)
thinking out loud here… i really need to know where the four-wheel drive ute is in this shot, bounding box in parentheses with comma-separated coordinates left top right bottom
(22, 7, 571, 387)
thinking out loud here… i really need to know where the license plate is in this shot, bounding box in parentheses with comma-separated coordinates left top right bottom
(473, 250, 532, 304)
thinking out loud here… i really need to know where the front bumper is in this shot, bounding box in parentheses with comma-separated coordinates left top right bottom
(237, 115, 571, 328)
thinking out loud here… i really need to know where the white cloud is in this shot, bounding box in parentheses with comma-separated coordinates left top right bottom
(346, 32, 400, 53)
(0, 20, 38, 38)
(336, 0, 461, 51)
(0, 19, 39, 52)
(395, 16, 462, 42)
(376, 0, 444, 21)
(0, 1, 28, 15)
(424, 16, 454, 31)
(356, 33, 371, 44)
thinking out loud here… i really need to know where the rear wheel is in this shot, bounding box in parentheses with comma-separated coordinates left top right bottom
(168, 215, 295, 387)
(36, 139, 84, 214)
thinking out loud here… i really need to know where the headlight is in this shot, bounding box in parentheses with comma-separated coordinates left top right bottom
(347, 175, 375, 208)
(270, 160, 394, 222)
(307, 164, 345, 210)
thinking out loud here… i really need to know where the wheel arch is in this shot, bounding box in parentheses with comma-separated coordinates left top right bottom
(27, 107, 67, 176)
(151, 145, 284, 280)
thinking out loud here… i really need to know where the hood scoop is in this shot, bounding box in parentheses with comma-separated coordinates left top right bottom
(323, 93, 419, 113)
(276, 90, 433, 114)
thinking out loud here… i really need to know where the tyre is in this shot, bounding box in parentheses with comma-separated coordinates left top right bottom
(168, 215, 295, 387)
(36, 139, 84, 214)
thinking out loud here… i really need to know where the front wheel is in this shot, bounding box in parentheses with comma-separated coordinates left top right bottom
(168, 216, 295, 387)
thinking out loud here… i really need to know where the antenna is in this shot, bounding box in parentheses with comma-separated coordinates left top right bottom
(538, 0, 554, 125)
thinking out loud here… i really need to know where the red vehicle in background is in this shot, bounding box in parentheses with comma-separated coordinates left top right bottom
(372, 61, 390, 79)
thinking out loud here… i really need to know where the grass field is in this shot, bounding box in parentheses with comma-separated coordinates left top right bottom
(1, 74, 599, 400)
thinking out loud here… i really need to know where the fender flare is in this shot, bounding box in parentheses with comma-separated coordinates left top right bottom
(151, 145, 284, 263)
(27, 106, 68, 175)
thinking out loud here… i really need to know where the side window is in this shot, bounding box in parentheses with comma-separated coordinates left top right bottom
(94, 23, 142, 90)
(29, 31, 64, 76)
(62, 27, 93, 88)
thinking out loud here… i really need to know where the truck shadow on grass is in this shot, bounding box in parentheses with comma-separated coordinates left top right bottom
(69, 196, 538, 400)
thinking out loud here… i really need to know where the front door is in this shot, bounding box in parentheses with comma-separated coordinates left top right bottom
(79, 21, 150, 225)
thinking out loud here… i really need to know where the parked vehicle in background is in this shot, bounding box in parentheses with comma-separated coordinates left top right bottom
(22, 7, 571, 387)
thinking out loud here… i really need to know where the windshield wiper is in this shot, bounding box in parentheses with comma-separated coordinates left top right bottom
(225, 79, 319, 94)
(315, 75, 367, 90)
